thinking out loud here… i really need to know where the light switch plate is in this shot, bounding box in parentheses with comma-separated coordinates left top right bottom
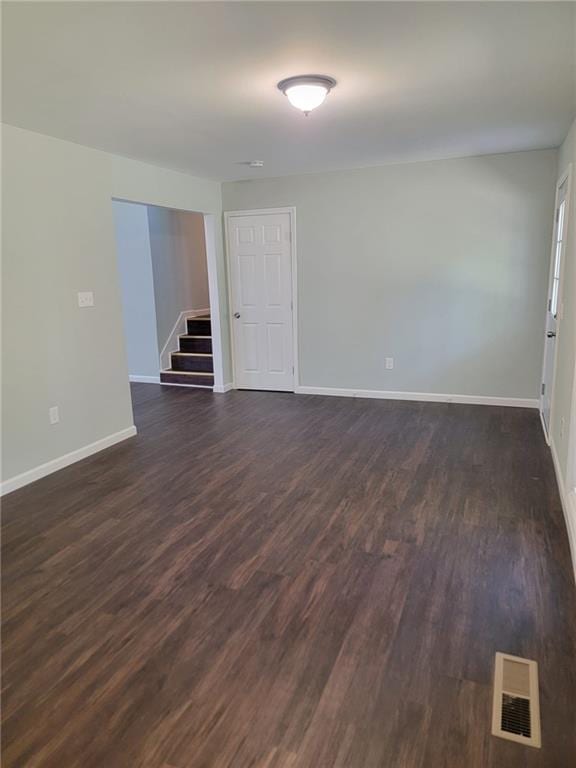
(49, 406, 60, 424)
(78, 291, 94, 307)
(385, 357, 394, 370)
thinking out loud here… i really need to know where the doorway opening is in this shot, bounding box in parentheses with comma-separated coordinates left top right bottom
(112, 199, 225, 400)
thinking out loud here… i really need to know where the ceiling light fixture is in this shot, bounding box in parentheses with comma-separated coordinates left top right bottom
(277, 75, 337, 116)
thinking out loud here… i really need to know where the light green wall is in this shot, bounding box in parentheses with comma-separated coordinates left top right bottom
(223, 150, 557, 399)
(1, 124, 229, 483)
(113, 200, 159, 378)
(551, 118, 576, 484)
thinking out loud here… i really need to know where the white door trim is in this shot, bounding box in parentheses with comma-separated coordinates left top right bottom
(224, 207, 298, 391)
(568, 347, 576, 493)
(540, 165, 572, 440)
(203, 213, 225, 391)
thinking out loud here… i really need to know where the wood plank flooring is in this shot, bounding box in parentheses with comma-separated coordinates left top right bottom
(2, 384, 576, 767)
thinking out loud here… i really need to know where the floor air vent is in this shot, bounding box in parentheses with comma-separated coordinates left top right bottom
(492, 652, 541, 748)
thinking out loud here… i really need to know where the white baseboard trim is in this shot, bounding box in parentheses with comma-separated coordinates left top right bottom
(213, 383, 234, 393)
(550, 439, 576, 585)
(566, 491, 576, 585)
(295, 386, 538, 409)
(129, 375, 161, 384)
(0, 426, 137, 497)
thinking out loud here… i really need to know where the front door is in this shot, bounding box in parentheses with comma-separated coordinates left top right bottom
(227, 211, 294, 391)
(542, 176, 570, 434)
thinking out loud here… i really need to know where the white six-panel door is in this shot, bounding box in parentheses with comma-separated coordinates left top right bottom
(227, 211, 294, 391)
(541, 173, 570, 435)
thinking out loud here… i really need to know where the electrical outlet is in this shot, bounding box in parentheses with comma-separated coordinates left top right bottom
(560, 416, 565, 439)
(49, 406, 60, 425)
(385, 357, 394, 370)
(77, 291, 94, 307)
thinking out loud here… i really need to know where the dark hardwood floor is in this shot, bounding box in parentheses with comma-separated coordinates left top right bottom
(2, 384, 576, 767)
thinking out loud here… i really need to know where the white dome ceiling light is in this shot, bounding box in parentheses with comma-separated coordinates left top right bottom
(277, 75, 337, 116)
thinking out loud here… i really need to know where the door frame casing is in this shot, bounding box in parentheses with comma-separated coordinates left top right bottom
(224, 207, 298, 391)
(203, 213, 226, 391)
(540, 164, 572, 442)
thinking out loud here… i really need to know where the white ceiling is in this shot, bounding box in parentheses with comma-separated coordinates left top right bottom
(3, 2, 575, 181)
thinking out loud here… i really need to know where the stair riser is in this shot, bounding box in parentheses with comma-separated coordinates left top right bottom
(171, 355, 214, 373)
(187, 319, 211, 336)
(160, 372, 214, 387)
(180, 337, 212, 353)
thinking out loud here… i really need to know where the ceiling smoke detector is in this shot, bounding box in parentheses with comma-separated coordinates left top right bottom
(277, 75, 337, 116)
(248, 160, 264, 168)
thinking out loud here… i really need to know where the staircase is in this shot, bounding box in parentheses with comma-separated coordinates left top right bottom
(160, 315, 214, 388)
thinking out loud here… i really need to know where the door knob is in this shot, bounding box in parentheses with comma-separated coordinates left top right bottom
(234, 312, 241, 319)
(547, 331, 556, 338)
